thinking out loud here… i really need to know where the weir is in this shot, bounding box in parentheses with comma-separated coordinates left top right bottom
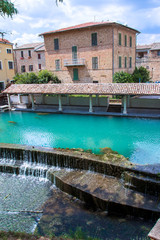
(0, 143, 160, 220)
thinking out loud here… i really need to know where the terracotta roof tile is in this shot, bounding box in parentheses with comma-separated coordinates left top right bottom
(137, 42, 160, 51)
(3, 83, 160, 95)
(0, 38, 12, 44)
(14, 42, 43, 50)
(40, 21, 139, 36)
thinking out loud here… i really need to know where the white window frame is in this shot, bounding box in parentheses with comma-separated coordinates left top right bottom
(0, 60, 2, 70)
(6, 48, 12, 54)
(8, 61, 14, 69)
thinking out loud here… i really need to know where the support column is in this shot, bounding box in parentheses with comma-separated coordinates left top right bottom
(30, 94, 35, 110)
(89, 95, 93, 113)
(7, 94, 11, 109)
(123, 95, 127, 114)
(18, 94, 21, 104)
(58, 95, 62, 111)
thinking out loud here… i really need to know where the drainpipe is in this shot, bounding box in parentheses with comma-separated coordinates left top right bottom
(112, 28, 114, 82)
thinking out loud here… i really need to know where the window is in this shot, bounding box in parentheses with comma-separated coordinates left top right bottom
(28, 50, 31, 58)
(21, 51, 24, 58)
(8, 61, 14, 69)
(119, 33, 121, 46)
(21, 65, 25, 73)
(73, 68, 78, 81)
(38, 64, 41, 70)
(125, 57, 127, 68)
(119, 56, 122, 68)
(93, 81, 98, 83)
(91, 33, 97, 46)
(38, 53, 41, 59)
(130, 36, 132, 47)
(29, 65, 33, 71)
(129, 57, 132, 68)
(125, 35, 127, 47)
(54, 38, 59, 50)
(72, 46, 77, 60)
(6, 48, 12, 54)
(0, 61, 2, 70)
(157, 51, 160, 56)
(92, 57, 98, 69)
(0, 82, 4, 91)
(55, 59, 60, 70)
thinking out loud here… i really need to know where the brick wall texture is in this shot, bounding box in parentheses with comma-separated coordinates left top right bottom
(44, 24, 137, 83)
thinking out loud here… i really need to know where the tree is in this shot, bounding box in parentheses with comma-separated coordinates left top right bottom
(113, 71, 133, 83)
(13, 70, 61, 84)
(0, 0, 18, 18)
(132, 66, 150, 83)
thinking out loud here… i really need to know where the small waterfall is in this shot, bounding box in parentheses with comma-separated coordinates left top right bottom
(19, 162, 48, 179)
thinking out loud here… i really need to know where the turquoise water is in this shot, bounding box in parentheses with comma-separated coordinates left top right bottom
(0, 111, 160, 164)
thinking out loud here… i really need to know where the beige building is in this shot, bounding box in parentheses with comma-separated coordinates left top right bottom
(40, 21, 139, 83)
(0, 38, 15, 91)
(136, 43, 160, 82)
(14, 42, 46, 74)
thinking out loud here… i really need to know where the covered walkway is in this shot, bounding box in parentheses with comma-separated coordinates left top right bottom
(3, 83, 160, 117)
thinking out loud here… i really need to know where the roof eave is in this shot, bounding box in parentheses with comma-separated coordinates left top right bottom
(39, 22, 140, 36)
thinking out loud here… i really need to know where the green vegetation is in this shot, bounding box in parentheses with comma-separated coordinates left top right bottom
(0, 0, 18, 18)
(113, 66, 150, 83)
(132, 66, 150, 83)
(0, 229, 101, 240)
(113, 71, 133, 83)
(61, 227, 100, 240)
(13, 70, 61, 84)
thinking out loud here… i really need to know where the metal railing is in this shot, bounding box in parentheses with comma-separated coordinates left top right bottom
(64, 58, 85, 66)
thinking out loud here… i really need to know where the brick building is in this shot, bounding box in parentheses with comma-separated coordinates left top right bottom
(0, 38, 15, 90)
(136, 43, 160, 82)
(40, 21, 139, 83)
(14, 42, 45, 74)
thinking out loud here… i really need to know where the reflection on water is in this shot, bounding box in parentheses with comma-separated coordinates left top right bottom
(0, 173, 51, 233)
(0, 112, 160, 164)
(0, 173, 153, 239)
(37, 187, 153, 240)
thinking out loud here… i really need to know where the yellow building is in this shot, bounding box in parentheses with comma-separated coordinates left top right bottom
(0, 38, 15, 91)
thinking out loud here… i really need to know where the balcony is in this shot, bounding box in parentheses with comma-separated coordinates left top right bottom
(136, 56, 149, 63)
(64, 58, 85, 67)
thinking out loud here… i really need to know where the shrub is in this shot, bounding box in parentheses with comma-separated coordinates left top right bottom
(132, 66, 150, 83)
(13, 70, 61, 84)
(113, 71, 133, 83)
(37, 70, 61, 84)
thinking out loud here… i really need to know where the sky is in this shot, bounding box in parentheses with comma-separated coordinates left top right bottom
(1, 0, 160, 46)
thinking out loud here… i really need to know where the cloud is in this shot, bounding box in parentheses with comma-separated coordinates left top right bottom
(30, 19, 59, 29)
(1, 0, 160, 45)
(137, 33, 160, 45)
(13, 33, 41, 45)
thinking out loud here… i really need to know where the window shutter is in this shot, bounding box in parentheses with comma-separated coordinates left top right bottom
(73, 68, 78, 80)
(91, 33, 97, 46)
(54, 38, 59, 50)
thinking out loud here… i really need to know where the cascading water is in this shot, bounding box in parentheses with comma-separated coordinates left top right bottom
(19, 162, 49, 179)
